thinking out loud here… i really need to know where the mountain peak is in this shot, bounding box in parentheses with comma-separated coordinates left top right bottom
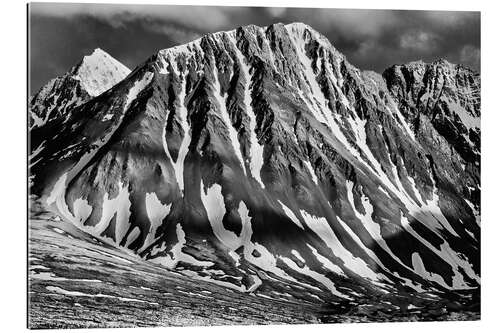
(284, 21, 314, 31)
(30, 19, 480, 308)
(79, 48, 117, 69)
(73, 48, 131, 97)
(156, 21, 337, 66)
(433, 58, 452, 66)
(82, 47, 112, 62)
(286, 21, 309, 27)
(284, 21, 335, 51)
(29, 48, 131, 129)
(391, 58, 458, 71)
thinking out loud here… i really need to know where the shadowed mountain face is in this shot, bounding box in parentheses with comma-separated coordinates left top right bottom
(29, 22, 480, 305)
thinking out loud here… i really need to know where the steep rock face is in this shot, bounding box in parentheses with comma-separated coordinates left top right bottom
(29, 23, 480, 304)
(383, 61, 480, 206)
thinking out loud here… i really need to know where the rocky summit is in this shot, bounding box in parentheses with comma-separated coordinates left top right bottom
(29, 48, 131, 130)
(29, 22, 480, 314)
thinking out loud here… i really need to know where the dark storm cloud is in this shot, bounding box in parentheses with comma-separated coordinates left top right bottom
(273, 8, 480, 73)
(29, 3, 480, 94)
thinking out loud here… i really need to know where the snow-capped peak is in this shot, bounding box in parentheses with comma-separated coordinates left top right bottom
(29, 48, 131, 130)
(73, 48, 131, 97)
(284, 22, 332, 48)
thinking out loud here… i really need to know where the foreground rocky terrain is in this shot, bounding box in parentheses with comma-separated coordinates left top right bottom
(28, 197, 318, 328)
(28, 197, 479, 328)
(28, 22, 480, 327)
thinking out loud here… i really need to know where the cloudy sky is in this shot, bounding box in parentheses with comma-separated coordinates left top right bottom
(29, 3, 480, 94)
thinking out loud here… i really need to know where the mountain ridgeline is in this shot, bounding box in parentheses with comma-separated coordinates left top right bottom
(29, 23, 480, 304)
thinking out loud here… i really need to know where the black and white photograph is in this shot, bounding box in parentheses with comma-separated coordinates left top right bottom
(25, 1, 483, 330)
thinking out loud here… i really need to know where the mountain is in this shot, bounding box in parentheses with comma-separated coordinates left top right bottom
(29, 48, 131, 184)
(383, 60, 480, 201)
(29, 48, 131, 129)
(29, 22, 480, 306)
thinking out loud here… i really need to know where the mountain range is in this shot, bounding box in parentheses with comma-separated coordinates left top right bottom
(29, 22, 480, 306)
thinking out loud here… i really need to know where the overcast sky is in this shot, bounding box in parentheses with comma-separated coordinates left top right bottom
(29, 3, 480, 94)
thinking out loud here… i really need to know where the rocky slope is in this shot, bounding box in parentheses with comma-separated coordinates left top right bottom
(383, 60, 480, 205)
(29, 22, 480, 307)
(28, 196, 478, 328)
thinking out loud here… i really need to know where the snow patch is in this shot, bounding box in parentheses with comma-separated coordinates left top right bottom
(212, 60, 246, 175)
(229, 36, 265, 187)
(446, 97, 480, 130)
(141, 192, 171, 251)
(124, 226, 141, 248)
(346, 181, 410, 270)
(304, 161, 318, 185)
(200, 182, 239, 250)
(161, 73, 191, 192)
(277, 200, 303, 229)
(464, 199, 480, 226)
(300, 210, 380, 281)
(29, 140, 46, 161)
(199, 181, 320, 291)
(411, 252, 447, 288)
(399, 213, 478, 289)
(307, 244, 346, 277)
(150, 223, 213, 269)
(291, 250, 305, 263)
(96, 182, 132, 245)
(280, 256, 350, 299)
(46, 286, 159, 305)
(102, 114, 113, 121)
(76, 48, 131, 97)
(386, 99, 415, 140)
